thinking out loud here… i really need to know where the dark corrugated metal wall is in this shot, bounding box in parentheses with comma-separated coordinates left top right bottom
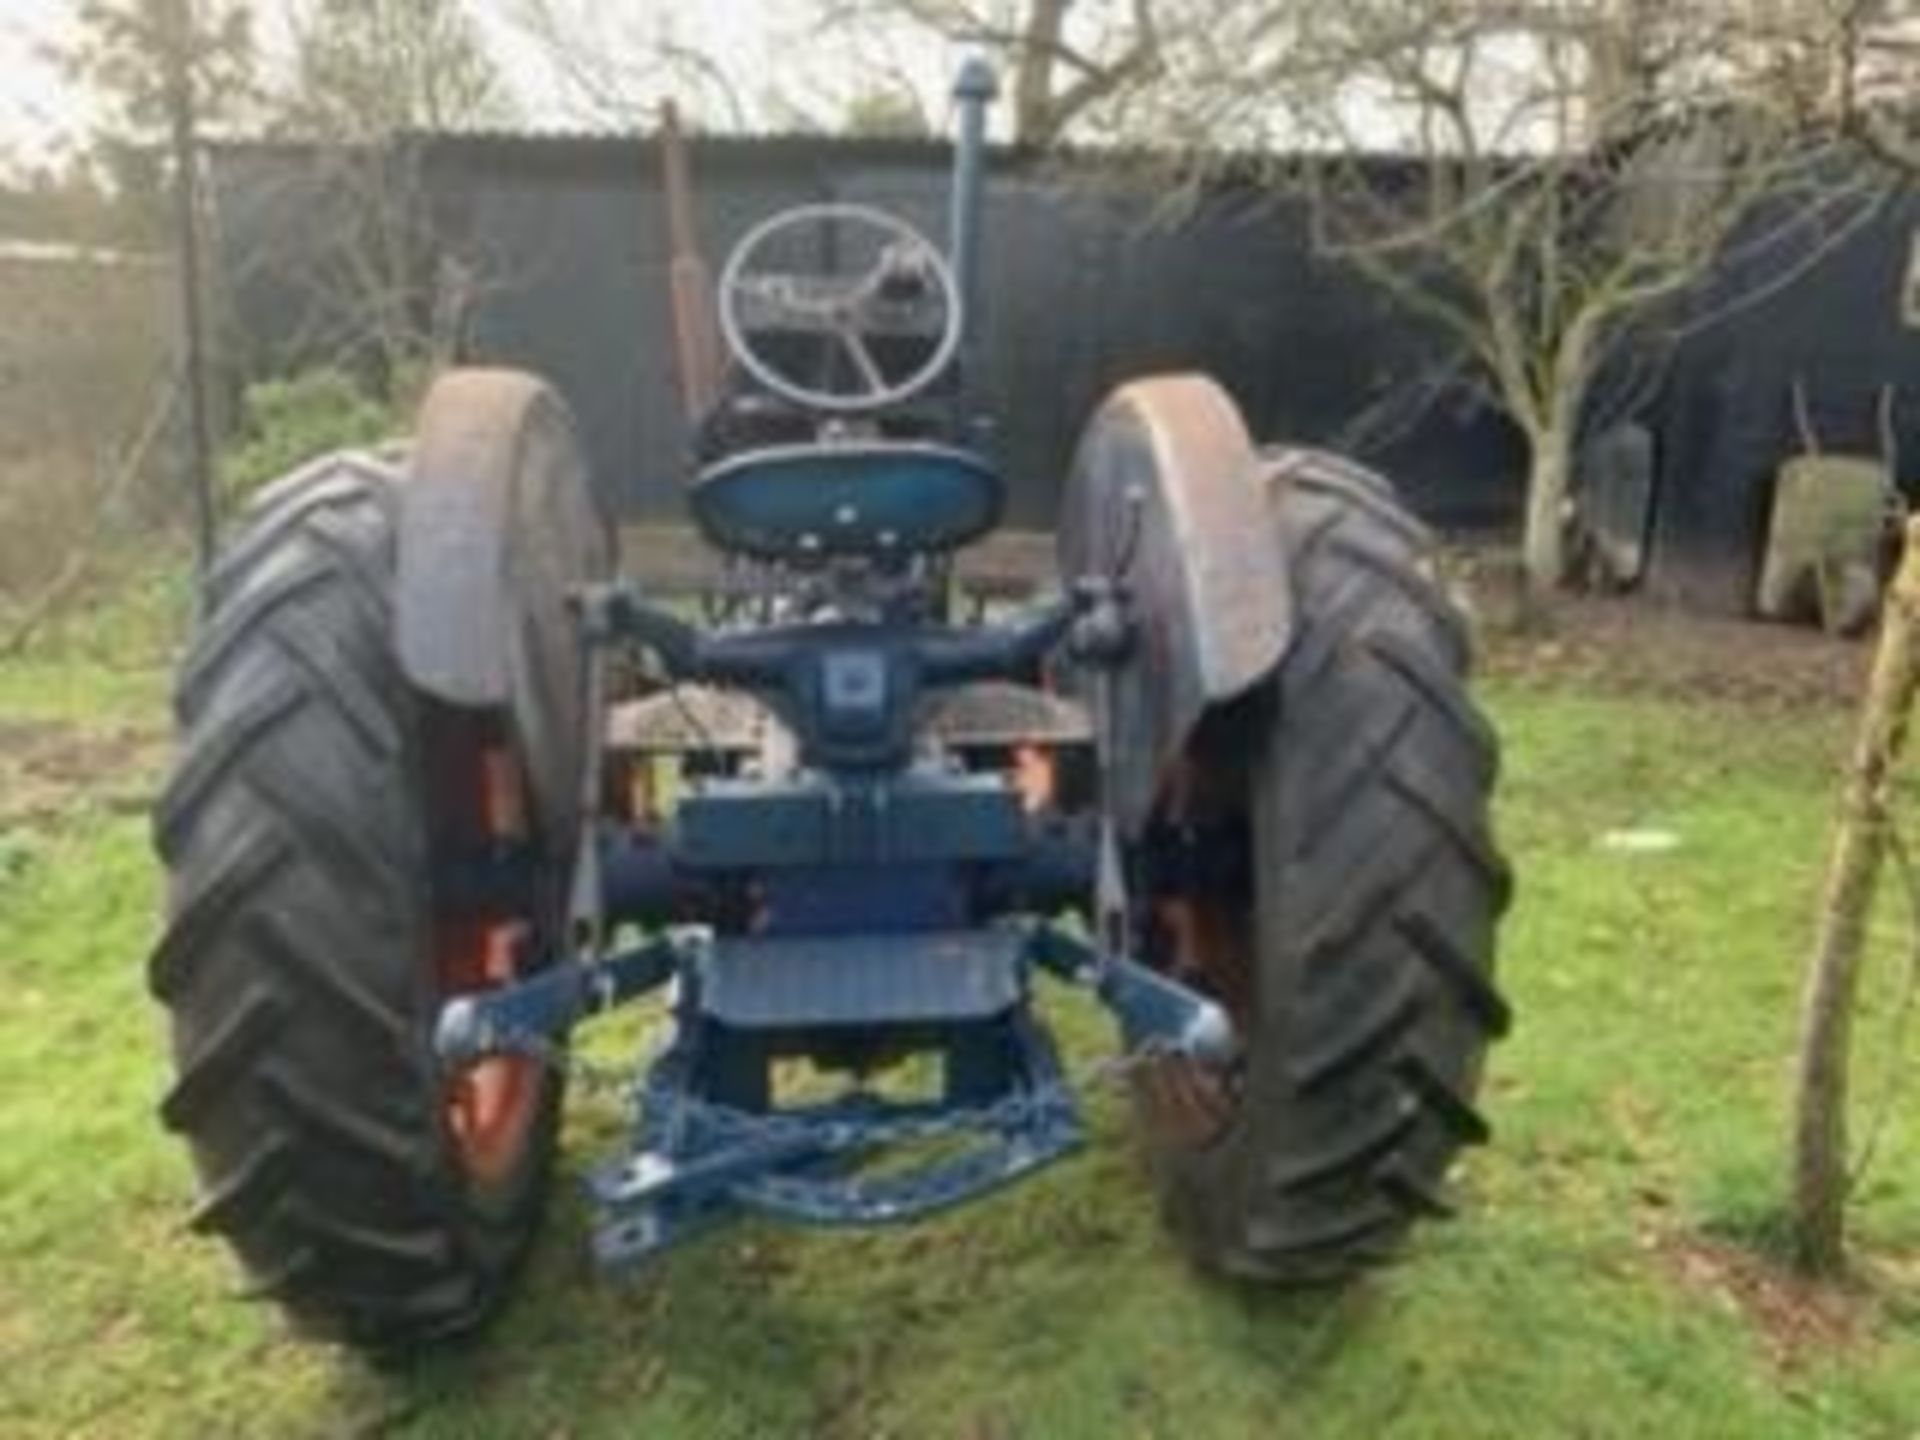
(212, 135, 1525, 531)
(209, 134, 1916, 614)
(1647, 188, 1920, 611)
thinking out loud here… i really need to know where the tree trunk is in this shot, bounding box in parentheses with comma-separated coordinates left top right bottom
(1521, 425, 1573, 595)
(1791, 518, 1920, 1274)
(1013, 0, 1071, 146)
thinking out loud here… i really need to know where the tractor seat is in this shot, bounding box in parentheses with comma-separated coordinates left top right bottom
(690, 441, 1003, 560)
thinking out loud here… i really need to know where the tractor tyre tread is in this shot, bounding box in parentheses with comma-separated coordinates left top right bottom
(151, 455, 557, 1355)
(1154, 449, 1509, 1283)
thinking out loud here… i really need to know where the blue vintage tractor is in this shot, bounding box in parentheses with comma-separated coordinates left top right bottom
(149, 63, 1509, 1354)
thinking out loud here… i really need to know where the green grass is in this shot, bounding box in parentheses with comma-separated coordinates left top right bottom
(0, 549, 188, 726)
(7, 613, 1920, 1435)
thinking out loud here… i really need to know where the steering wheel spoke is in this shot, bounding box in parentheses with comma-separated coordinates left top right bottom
(840, 329, 889, 398)
(733, 274, 839, 331)
(718, 203, 964, 414)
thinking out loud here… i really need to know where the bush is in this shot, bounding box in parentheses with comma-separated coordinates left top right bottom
(0, 253, 171, 596)
(218, 368, 408, 501)
(2, 367, 416, 653)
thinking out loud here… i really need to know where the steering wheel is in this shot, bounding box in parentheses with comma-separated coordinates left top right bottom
(717, 203, 964, 414)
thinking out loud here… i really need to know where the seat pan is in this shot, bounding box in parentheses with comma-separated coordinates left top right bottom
(690, 441, 1003, 559)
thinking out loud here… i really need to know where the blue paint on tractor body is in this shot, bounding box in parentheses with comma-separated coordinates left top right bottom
(439, 918, 1218, 1266)
(427, 60, 1239, 1267)
(691, 442, 1003, 559)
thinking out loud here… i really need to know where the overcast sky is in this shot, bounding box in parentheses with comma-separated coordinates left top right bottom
(0, 0, 957, 167)
(0, 0, 81, 156)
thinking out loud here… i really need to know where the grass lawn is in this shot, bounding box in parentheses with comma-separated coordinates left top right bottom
(6, 591, 1920, 1438)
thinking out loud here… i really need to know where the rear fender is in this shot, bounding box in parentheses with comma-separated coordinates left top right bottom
(395, 369, 614, 850)
(1057, 375, 1291, 834)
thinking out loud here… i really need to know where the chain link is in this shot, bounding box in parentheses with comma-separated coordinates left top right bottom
(674, 1085, 1046, 1155)
(465, 1024, 1181, 1149)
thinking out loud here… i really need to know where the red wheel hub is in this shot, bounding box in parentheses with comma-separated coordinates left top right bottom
(1139, 757, 1252, 1149)
(430, 718, 543, 1185)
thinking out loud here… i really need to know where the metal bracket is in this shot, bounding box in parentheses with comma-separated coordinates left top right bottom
(1028, 924, 1237, 1065)
(430, 889, 1237, 1274)
(432, 931, 693, 1065)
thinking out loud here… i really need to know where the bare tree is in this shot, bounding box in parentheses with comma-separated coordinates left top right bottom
(1138, 1, 1879, 593)
(57, 0, 259, 235)
(254, 145, 444, 393)
(276, 0, 517, 139)
(1749, 0, 1920, 179)
(820, 0, 1163, 145)
(840, 86, 938, 139)
(509, 0, 1163, 143)
(1789, 521, 1920, 1275)
(505, 0, 751, 131)
(257, 0, 517, 394)
(1756, 0, 1920, 1279)
(53, 1, 255, 568)
(765, 27, 944, 137)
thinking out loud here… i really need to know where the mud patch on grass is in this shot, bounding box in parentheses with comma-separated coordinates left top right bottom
(1659, 1231, 1874, 1366)
(0, 716, 165, 827)
(1480, 596, 1869, 710)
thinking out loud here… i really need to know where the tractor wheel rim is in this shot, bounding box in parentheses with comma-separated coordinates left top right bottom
(1139, 758, 1251, 1149)
(1143, 898, 1244, 1148)
(448, 1056, 538, 1183)
(432, 725, 544, 1186)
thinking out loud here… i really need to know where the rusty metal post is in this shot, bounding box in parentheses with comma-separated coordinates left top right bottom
(659, 101, 723, 422)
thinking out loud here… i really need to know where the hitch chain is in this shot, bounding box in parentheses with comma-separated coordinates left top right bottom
(670, 1086, 1055, 1154)
(448, 1024, 1182, 1143)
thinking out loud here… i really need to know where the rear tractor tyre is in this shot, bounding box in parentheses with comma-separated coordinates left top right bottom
(1137, 448, 1512, 1281)
(148, 454, 564, 1354)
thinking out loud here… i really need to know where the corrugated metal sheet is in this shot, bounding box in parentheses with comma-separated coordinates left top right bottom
(208, 132, 1524, 533)
(206, 131, 1920, 612)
